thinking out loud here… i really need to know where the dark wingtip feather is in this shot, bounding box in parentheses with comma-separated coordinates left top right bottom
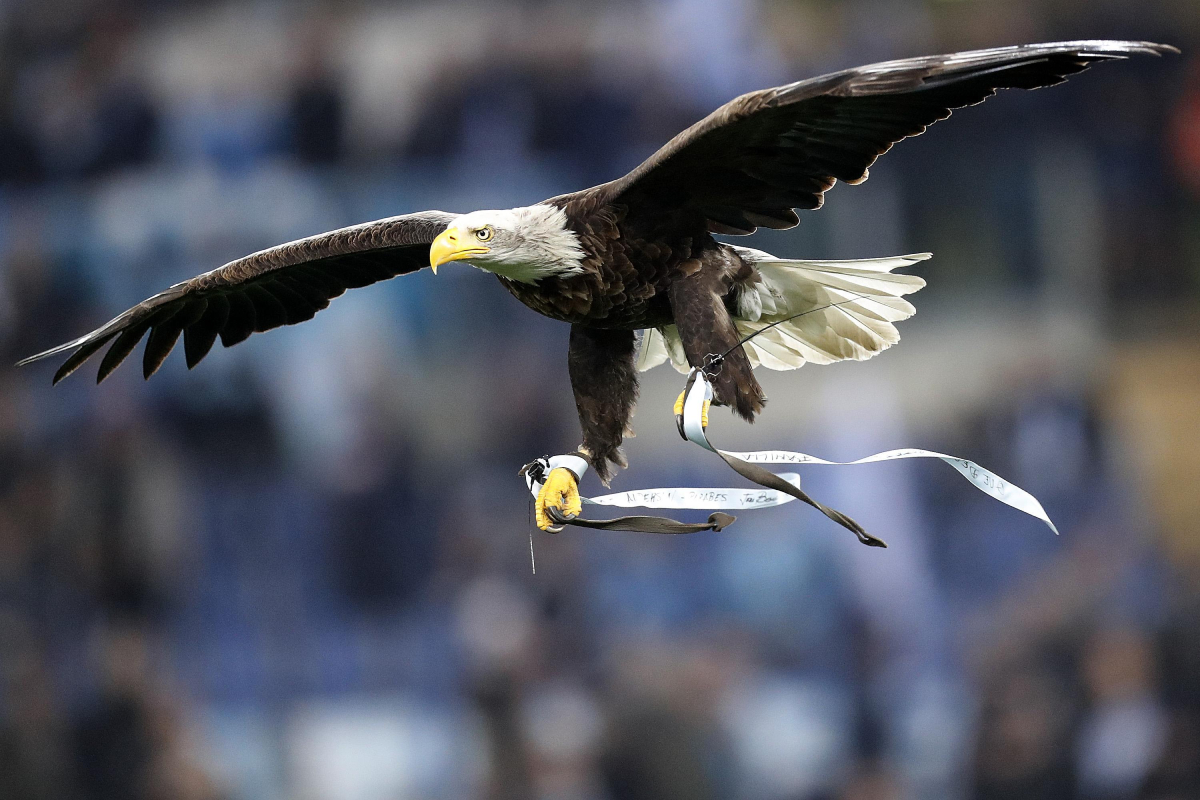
(184, 295, 229, 368)
(141, 301, 204, 379)
(17, 335, 92, 368)
(219, 293, 256, 347)
(142, 325, 184, 380)
(51, 335, 116, 385)
(1103, 40, 1179, 56)
(97, 324, 151, 384)
(16, 353, 46, 368)
(184, 324, 218, 369)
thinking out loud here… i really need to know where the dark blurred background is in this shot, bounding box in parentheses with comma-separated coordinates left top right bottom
(2, 1, 1199, 799)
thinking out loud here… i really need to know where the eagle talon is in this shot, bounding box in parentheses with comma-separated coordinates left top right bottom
(673, 390, 710, 428)
(535, 467, 582, 533)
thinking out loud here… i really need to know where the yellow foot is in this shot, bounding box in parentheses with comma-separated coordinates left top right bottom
(535, 468, 582, 532)
(673, 390, 710, 428)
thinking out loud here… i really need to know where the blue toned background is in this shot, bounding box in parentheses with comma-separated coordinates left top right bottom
(2, 2, 1199, 799)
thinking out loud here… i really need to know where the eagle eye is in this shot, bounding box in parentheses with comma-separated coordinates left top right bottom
(475, 226, 494, 242)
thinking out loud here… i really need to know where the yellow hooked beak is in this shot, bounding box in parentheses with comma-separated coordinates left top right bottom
(429, 228, 490, 274)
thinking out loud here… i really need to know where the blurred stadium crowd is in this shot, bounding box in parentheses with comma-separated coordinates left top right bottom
(2, 0, 1200, 799)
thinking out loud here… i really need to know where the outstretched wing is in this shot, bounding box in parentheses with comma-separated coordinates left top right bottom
(598, 40, 1176, 235)
(19, 210, 456, 384)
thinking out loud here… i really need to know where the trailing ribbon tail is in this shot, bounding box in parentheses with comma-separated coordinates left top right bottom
(712, 449, 885, 546)
(676, 370, 885, 547)
(722, 444, 1060, 535)
(676, 369, 1059, 538)
(547, 510, 736, 534)
(522, 369, 1058, 545)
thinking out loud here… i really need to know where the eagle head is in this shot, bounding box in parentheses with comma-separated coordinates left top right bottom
(429, 204, 585, 283)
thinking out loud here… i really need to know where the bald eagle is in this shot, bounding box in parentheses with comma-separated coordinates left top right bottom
(20, 41, 1175, 530)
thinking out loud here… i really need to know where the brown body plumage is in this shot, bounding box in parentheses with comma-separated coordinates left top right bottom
(19, 41, 1176, 484)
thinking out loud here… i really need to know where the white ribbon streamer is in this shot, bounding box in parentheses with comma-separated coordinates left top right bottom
(721, 447, 1058, 534)
(584, 475, 802, 510)
(527, 462, 803, 510)
(530, 370, 1058, 535)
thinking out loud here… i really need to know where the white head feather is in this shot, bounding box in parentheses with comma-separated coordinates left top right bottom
(449, 204, 586, 283)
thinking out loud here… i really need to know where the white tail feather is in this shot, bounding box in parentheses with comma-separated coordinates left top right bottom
(635, 250, 929, 373)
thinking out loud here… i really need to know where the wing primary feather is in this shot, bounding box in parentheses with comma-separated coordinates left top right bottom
(51, 334, 117, 385)
(19, 211, 455, 384)
(19, 334, 98, 367)
(184, 294, 230, 368)
(143, 325, 183, 380)
(593, 40, 1175, 233)
(97, 320, 156, 384)
(142, 300, 205, 379)
(220, 292, 257, 347)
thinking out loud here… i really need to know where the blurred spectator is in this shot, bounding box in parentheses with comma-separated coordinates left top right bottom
(72, 625, 219, 800)
(284, 22, 346, 166)
(973, 663, 1076, 800)
(1074, 626, 1169, 800)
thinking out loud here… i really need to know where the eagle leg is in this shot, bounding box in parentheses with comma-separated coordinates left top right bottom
(667, 267, 765, 421)
(567, 325, 638, 485)
(535, 468, 582, 532)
